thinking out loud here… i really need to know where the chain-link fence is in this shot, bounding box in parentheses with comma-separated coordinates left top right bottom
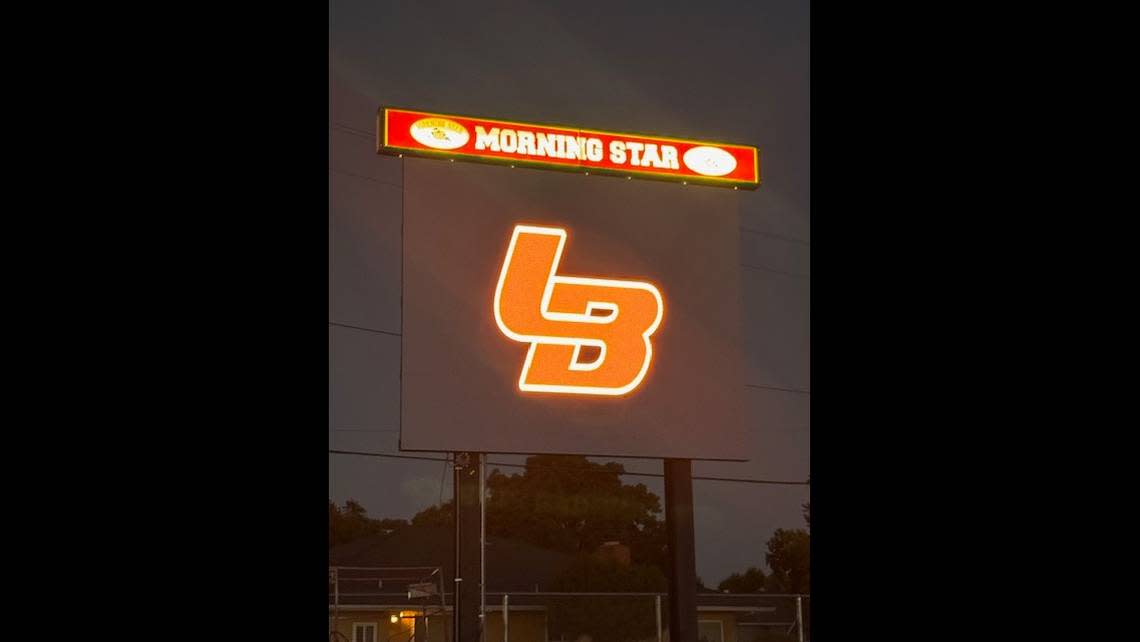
(331, 569, 808, 642)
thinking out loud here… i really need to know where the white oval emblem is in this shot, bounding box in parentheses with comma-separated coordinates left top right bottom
(682, 146, 738, 177)
(409, 117, 470, 150)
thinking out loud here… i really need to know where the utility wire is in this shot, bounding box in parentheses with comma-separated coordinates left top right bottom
(330, 428, 401, 433)
(329, 449, 448, 463)
(487, 458, 810, 485)
(740, 227, 811, 246)
(438, 453, 450, 506)
(328, 325, 811, 396)
(328, 122, 811, 255)
(328, 322, 811, 396)
(329, 167, 402, 189)
(330, 122, 375, 140)
(745, 383, 810, 395)
(328, 121, 811, 252)
(328, 321, 401, 338)
(741, 263, 810, 278)
(329, 449, 809, 486)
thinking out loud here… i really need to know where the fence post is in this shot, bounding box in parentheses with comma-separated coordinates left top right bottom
(656, 594, 662, 642)
(796, 595, 804, 642)
(331, 568, 339, 640)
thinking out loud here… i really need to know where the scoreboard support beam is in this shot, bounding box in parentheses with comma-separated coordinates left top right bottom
(454, 452, 482, 642)
(665, 458, 699, 642)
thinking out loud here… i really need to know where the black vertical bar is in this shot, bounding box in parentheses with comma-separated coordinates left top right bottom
(665, 458, 698, 642)
(454, 452, 482, 642)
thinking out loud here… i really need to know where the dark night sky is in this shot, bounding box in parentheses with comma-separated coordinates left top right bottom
(329, 0, 809, 586)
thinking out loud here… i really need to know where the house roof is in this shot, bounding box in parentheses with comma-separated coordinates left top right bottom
(330, 525, 574, 595)
(329, 526, 804, 623)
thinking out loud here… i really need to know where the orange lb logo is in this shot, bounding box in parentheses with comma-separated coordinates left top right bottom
(494, 225, 664, 396)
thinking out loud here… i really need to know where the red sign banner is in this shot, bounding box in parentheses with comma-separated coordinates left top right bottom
(378, 107, 760, 189)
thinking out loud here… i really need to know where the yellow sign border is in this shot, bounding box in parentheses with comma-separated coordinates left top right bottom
(376, 106, 761, 190)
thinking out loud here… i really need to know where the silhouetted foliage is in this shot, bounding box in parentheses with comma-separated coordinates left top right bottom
(410, 499, 453, 527)
(328, 499, 407, 548)
(402, 455, 668, 569)
(765, 528, 810, 594)
(547, 555, 667, 642)
(717, 566, 767, 593)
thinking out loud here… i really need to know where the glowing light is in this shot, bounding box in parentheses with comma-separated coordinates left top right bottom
(494, 225, 664, 396)
(682, 145, 738, 176)
(390, 615, 399, 624)
(409, 117, 469, 150)
(379, 107, 761, 189)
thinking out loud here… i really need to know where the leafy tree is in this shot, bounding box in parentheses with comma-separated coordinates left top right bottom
(548, 555, 666, 642)
(486, 455, 665, 566)
(765, 529, 810, 594)
(329, 499, 408, 547)
(717, 566, 767, 593)
(410, 500, 453, 527)
(411, 455, 668, 569)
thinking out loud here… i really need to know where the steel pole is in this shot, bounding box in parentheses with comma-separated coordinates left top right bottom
(455, 452, 482, 642)
(332, 568, 339, 640)
(481, 453, 486, 637)
(656, 594, 662, 642)
(665, 459, 698, 642)
(796, 595, 804, 642)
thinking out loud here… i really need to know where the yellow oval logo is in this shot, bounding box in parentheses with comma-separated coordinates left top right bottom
(682, 146, 737, 177)
(409, 117, 470, 150)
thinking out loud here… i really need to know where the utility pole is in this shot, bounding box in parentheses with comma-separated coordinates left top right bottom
(665, 458, 698, 642)
(453, 452, 482, 642)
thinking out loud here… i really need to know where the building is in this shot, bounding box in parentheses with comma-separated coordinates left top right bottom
(329, 526, 804, 642)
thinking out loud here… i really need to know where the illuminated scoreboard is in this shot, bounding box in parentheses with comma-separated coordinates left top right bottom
(386, 107, 754, 460)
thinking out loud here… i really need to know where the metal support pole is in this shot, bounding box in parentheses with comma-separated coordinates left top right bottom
(481, 454, 487, 636)
(455, 452, 482, 642)
(503, 594, 509, 642)
(331, 567, 339, 640)
(655, 594, 662, 642)
(435, 568, 445, 642)
(664, 459, 698, 642)
(796, 595, 804, 642)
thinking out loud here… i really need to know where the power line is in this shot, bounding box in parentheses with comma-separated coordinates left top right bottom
(328, 123, 811, 248)
(331, 127, 809, 276)
(745, 383, 810, 395)
(741, 263, 810, 278)
(329, 167, 402, 190)
(329, 449, 809, 486)
(438, 453, 450, 506)
(330, 428, 401, 433)
(481, 456, 811, 488)
(329, 321, 401, 338)
(329, 449, 447, 463)
(330, 121, 374, 140)
(740, 227, 811, 246)
(331, 174, 805, 263)
(329, 122, 810, 252)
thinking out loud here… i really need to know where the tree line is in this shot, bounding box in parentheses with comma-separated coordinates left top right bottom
(330, 456, 808, 595)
